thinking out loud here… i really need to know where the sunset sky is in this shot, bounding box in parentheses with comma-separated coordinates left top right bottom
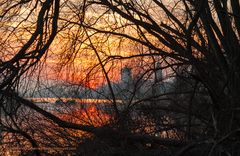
(0, 0, 177, 89)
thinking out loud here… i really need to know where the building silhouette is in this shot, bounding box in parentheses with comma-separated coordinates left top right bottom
(96, 64, 175, 102)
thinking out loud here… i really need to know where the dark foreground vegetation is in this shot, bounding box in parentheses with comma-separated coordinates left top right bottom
(0, 0, 240, 155)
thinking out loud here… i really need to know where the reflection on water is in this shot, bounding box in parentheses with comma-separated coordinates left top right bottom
(1, 98, 116, 156)
(27, 98, 125, 113)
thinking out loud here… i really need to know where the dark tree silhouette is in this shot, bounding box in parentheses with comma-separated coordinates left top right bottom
(0, 0, 240, 155)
